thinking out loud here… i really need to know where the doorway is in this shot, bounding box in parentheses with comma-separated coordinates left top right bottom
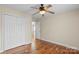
(32, 21, 40, 50)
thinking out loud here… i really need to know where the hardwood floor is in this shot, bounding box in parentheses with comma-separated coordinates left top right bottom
(32, 39, 79, 54)
(1, 39, 79, 54)
(1, 44, 31, 54)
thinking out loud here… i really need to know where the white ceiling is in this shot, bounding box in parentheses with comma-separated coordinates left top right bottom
(0, 4, 79, 19)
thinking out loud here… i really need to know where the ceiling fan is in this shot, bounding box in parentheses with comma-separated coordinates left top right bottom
(31, 4, 55, 16)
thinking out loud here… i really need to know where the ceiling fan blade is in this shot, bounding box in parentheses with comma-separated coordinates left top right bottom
(31, 7, 38, 9)
(32, 11, 39, 15)
(46, 4, 52, 8)
(47, 11, 55, 14)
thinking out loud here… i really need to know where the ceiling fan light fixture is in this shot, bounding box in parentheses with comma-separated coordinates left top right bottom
(39, 10, 45, 14)
(32, 4, 54, 16)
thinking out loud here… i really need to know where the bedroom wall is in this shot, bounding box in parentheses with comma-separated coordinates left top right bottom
(0, 7, 32, 52)
(40, 9, 79, 49)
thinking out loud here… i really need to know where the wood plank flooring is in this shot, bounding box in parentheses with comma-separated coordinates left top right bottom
(1, 39, 79, 54)
(32, 39, 79, 54)
(1, 44, 31, 54)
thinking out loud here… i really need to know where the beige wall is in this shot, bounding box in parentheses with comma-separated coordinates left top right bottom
(40, 9, 79, 49)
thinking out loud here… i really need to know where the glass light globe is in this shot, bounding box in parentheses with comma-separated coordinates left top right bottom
(39, 11, 45, 14)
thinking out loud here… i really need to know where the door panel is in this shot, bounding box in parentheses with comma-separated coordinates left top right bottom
(0, 14, 2, 52)
(3, 15, 26, 50)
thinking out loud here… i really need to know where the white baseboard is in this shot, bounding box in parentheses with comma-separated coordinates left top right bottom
(0, 43, 32, 53)
(40, 38, 79, 50)
(0, 50, 4, 53)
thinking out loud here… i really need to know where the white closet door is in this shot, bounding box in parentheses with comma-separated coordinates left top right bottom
(0, 14, 2, 52)
(3, 15, 26, 50)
